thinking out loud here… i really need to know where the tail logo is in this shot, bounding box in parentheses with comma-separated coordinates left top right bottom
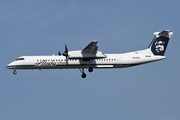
(149, 30, 172, 56)
(155, 41, 165, 53)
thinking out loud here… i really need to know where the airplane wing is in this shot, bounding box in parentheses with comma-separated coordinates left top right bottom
(82, 41, 98, 54)
(68, 41, 106, 59)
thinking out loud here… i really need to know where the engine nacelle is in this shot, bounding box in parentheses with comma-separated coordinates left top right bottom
(68, 50, 106, 59)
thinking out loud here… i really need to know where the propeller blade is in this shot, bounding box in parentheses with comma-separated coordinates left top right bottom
(65, 44, 68, 53)
(58, 51, 61, 56)
(63, 44, 68, 57)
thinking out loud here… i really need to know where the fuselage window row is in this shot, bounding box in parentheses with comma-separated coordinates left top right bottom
(36, 58, 116, 62)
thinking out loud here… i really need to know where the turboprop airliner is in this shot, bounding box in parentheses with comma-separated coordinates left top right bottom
(6, 30, 173, 78)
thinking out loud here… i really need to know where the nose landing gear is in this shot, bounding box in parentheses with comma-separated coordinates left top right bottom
(13, 69, 17, 75)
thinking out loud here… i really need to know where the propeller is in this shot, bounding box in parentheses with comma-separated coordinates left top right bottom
(62, 44, 68, 59)
(58, 51, 61, 56)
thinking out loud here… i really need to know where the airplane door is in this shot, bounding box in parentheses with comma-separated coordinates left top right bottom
(116, 56, 121, 65)
(29, 57, 34, 65)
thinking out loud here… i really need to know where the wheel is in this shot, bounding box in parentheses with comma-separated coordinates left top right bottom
(81, 73, 86, 78)
(88, 67, 93, 72)
(13, 71, 17, 75)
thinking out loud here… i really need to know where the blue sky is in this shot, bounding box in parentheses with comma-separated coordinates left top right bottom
(1, 0, 180, 120)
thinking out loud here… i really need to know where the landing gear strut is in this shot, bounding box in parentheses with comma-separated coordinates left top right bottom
(13, 69, 17, 75)
(79, 68, 86, 78)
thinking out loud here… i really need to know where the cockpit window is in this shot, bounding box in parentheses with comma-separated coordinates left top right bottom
(15, 58, 25, 61)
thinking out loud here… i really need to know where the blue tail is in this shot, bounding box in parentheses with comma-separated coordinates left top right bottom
(148, 30, 173, 56)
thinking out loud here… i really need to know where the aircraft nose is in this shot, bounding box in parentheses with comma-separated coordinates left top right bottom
(6, 62, 15, 69)
(6, 64, 11, 69)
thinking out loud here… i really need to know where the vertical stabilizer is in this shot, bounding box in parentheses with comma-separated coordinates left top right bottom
(148, 30, 173, 56)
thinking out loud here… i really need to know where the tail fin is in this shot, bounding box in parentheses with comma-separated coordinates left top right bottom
(148, 30, 173, 56)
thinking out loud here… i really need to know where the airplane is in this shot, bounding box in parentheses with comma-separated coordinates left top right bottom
(6, 30, 173, 78)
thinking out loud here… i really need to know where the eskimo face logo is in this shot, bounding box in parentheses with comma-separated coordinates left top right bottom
(155, 41, 165, 53)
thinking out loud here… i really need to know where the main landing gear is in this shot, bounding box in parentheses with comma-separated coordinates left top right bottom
(79, 68, 86, 78)
(88, 67, 93, 72)
(79, 67, 94, 78)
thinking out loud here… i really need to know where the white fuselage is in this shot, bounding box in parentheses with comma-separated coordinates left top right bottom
(6, 49, 166, 70)
(6, 30, 172, 78)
